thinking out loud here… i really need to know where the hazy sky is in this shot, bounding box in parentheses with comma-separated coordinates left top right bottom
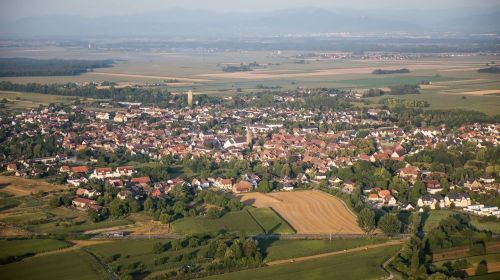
(0, 0, 498, 21)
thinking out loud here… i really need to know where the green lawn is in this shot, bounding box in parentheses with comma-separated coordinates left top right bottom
(247, 208, 295, 234)
(0, 250, 108, 280)
(172, 209, 265, 235)
(202, 245, 400, 280)
(0, 239, 70, 260)
(260, 238, 388, 262)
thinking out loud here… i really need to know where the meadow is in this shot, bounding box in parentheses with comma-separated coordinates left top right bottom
(259, 238, 388, 262)
(202, 245, 400, 280)
(0, 176, 68, 197)
(0, 250, 108, 280)
(171, 207, 293, 235)
(423, 210, 500, 234)
(0, 239, 70, 260)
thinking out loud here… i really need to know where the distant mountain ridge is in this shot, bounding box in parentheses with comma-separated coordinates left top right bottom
(0, 7, 498, 38)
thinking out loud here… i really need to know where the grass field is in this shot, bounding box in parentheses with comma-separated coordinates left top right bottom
(0, 176, 68, 197)
(259, 238, 388, 262)
(87, 239, 204, 277)
(238, 190, 362, 234)
(171, 207, 293, 235)
(423, 210, 500, 234)
(0, 239, 70, 260)
(247, 207, 295, 234)
(0, 249, 108, 280)
(203, 245, 400, 280)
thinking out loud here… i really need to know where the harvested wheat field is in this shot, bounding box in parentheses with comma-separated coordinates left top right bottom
(237, 190, 363, 234)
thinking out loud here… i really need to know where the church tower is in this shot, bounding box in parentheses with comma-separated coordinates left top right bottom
(246, 127, 252, 145)
(187, 90, 193, 108)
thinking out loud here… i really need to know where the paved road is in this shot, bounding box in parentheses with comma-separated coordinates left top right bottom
(266, 240, 404, 266)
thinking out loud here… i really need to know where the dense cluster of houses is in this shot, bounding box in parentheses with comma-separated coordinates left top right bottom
(2, 96, 498, 214)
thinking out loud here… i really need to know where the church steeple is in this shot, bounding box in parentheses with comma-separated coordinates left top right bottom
(246, 127, 252, 145)
(187, 90, 193, 108)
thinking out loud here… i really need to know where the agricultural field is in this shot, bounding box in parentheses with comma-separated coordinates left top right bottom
(259, 238, 388, 262)
(247, 207, 295, 234)
(0, 176, 68, 197)
(0, 249, 108, 280)
(203, 245, 400, 280)
(431, 241, 500, 262)
(87, 238, 206, 278)
(0, 239, 70, 260)
(171, 207, 293, 235)
(434, 253, 500, 275)
(1, 47, 498, 114)
(423, 210, 500, 234)
(237, 190, 362, 234)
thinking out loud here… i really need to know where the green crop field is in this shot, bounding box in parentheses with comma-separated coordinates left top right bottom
(0, 250, 108, 280)
(0, 239, 70, 260)
(247, 208, 295, 234)
(259, 238, 388, 262)
(202, 245, 400, 280)
(172, 209, 265, 235)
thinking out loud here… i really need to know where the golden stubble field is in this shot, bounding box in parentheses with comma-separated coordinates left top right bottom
(237, 190, 363, 234)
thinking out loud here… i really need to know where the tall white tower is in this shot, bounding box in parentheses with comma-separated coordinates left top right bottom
(187, 90, 193, 108)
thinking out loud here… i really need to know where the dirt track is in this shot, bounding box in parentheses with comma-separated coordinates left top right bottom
(238, 190, 363, 234)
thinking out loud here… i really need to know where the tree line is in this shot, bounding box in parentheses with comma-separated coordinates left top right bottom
(0, 58, 113, 77)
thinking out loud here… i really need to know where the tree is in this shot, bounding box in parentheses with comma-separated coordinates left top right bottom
(409, 212, 421, 234)
(378, 213, 401, 236)
(159, 213, 171, 224)
(207, 208, 221, 219)
(257, 180, 272, 193)
(171, 240, 183, 251)
(242, 239, 257, 257)
(49, 196, 62, 208)
(173, 201, 185, 215)
(215, 241, 228, 259)
(143, 197, 154, 212)
(87, 208, 100, 223)
(152, 242, 164, 254)
(109, 199, 128, 217)
(475, 260, 488, 276)
(357, 208, 376, 235)
(227, 199, 243, 211)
